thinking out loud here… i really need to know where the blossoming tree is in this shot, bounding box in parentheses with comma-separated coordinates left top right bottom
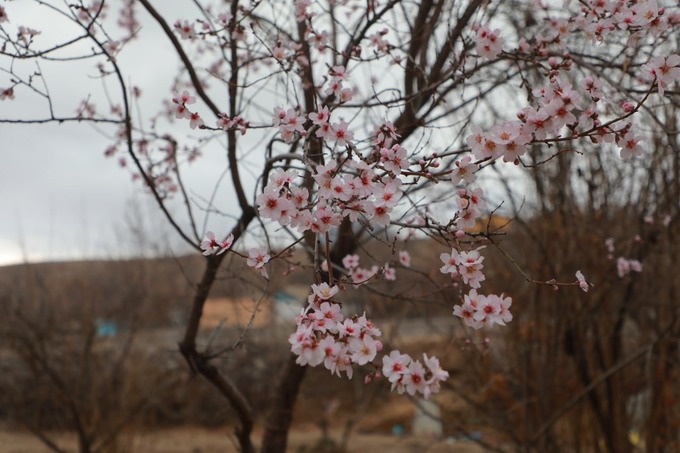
(1, 0, 679, 451)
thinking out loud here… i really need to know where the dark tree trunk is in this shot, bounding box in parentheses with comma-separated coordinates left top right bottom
(260, 355, 308, 453)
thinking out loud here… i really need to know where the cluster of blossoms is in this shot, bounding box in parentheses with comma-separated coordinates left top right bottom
(342, 253, 395, 285)
(146, 2, 678, 396)
(641, 54, 680, 96)
(440, 246, 486, 289)
(451, 290, 513, 330)
(440, 243, 512, 329)
(454, 187, 486, 230)
(604, 237, 643, 278)
(247, 67, 454, 393)
(324, 65, 354, 102)
(289, 283, 448, 398)
(171, 91, 204, 129)
(199, 231, 234, 256)
(216, 112, 249, 135)
(259, 99, 409, 233)
(439, 240, 516, 329)
(272, 107, 306, 143)
(16, 26, 41, 46)
(617, 257, 643, 278)
(382, 350, 449, 399)
(470, 4, 680, 162)
(573, 0, 678, 43)
(171, 92, 251, 134)
(474, 26, 504, 59)
(257, 160, 403, 231)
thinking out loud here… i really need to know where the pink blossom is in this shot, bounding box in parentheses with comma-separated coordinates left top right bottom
(605, 238, 615, 253)
(616, 256, 643, 278)
(642, 55, 680, 96)
(174, 20, 195, 40)
(380, 144, 410, 175)
(318, 301, 343, 323)
(399, 250, 411, 267)
(454, 290, 512, 329)
(616, 131, 644, 159)
(382, 350, 411, 384)
(247, 247, 270, 279)
(452, 300, 483, 330)
(309, 106, 331, 125)
(402, 360, 427, 396)
(268, 168, 298, 189)
(331, 120, 354, 147)
(337, 319, 359, 338)
(451, 156, 478, 185)
(367, 203, 392, 227)
(200, 231, 234, 256)
(309, 283, 339, 303)
(311, 204, 342, 233)
(348, 335, 378, 366)
(256, 188, 295, 222)
(575, 270, 589, 292)
(422, 354, 449, 399)
(374, 181, 402, 208)
(329, 65, 346, 80)
(188, 112, 204, 129)
(439, 248, 461, 275)
(383, 263, 396, 281)
(474, 26, 503, 59)
(342, 254, 360, 269)
(350, 267, 374, 286)
(339, 88, 354, 103)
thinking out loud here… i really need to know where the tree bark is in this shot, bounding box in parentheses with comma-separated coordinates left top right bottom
(260, 355, 308, 453)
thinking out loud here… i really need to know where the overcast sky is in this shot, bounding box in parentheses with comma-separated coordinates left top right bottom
(0, 1, 251, 266)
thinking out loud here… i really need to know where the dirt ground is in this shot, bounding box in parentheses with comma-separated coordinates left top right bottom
(0, 426, 486, 453)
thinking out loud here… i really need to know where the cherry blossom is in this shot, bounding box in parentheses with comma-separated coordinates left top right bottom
(451, 156, 478, 186)
(308, 283, 339, 305)
(575, 270, 590, 292)
(616, 131, 644, 159)
(642, 54, 680, 96)
(617, 257, 643, 278)
(453, 290, 512, 329)
(331, 120, 354, 147)
(174, 20, 196, 40)
(380, 144, 410, 175)
(342, 254, 360, 270)
(440, 246, 486, 288)
(382, 350, 410, 385)
(398, 250, 411, 267)
(474, 26, 503, 59)
(247, 247, 271, 279)
(200, 231, 234, 256)
(0, 87, 14, 101)
(256, 187, 295, 222)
